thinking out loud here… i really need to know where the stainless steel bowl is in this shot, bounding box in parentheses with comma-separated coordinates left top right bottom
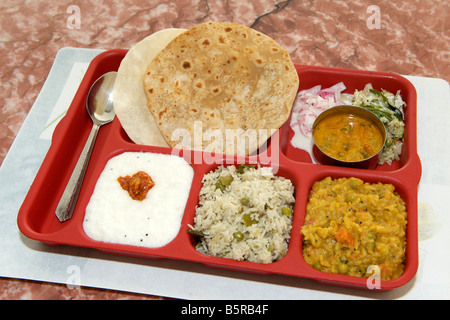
(312, 105, 386, 169)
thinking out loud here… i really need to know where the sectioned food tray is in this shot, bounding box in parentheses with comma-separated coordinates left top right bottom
(17, 49, 422, 291)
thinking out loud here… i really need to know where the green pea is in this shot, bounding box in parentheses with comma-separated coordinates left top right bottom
(215, 180, 225, 192)
(337, 262, 349, 274)
(345, 193, 355, 202)
(237, 164, 256, 174)
(282, 206, 293, 216)
(312, 261, 322, 271)
(219, 174, 233, 186)
(233, 231, 244, 242)
(242, 213, 258, 227)
(349, 179, 360, 190)
(367, 231, 376, 240)
(240, 197, 250, 206)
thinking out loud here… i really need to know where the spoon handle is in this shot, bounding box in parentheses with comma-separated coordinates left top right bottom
(55, 123, 100, 222)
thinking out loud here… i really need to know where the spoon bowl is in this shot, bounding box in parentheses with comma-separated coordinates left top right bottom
(55, 71, 117, 222)
(87, 73, 116, 124)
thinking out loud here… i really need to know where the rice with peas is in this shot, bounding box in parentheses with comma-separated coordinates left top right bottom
(189, 164, 295, 264)
(301, 177, 407, 280)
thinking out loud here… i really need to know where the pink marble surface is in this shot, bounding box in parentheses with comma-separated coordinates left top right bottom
(0, 0, 448, 299)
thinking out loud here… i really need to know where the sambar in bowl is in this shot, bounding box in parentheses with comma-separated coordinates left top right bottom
(312, 105, 386, 169)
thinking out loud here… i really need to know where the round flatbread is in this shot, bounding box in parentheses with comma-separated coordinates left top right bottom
(143, 22, 299, 155)
(113, 28, 187, 146)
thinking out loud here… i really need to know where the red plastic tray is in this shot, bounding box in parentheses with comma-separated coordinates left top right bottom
(17, 49, 421, 291)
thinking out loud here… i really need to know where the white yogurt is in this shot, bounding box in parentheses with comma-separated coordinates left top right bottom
(83, 152, 194, 248)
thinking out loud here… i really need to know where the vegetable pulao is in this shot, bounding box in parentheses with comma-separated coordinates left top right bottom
(190, 164, 295, 264)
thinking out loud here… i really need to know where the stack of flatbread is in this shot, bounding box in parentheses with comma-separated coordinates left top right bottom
(113, 22, 299, 156)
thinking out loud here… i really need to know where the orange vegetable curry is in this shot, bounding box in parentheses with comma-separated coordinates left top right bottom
(313, 112, 384, 162)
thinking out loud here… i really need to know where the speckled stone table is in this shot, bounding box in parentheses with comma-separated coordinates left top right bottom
(1, 0, 448, 299)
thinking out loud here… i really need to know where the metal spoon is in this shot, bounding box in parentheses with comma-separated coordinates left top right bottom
(55, 71, 117, 222)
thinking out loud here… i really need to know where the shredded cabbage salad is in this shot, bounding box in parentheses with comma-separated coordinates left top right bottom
(290, 82, 406, 165)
